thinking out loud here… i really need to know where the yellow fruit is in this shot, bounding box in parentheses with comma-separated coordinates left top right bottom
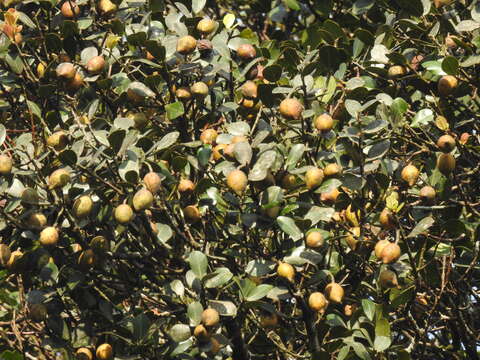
(178, 179, 195, 193)
(260, 313, 279, 328)
(183, 205, 201, 223)
(226, 169, 248, 195)
(438, 75, 458, 96)
(419, 185, 436, 203)
(47, 131, 68, 151)
(40, 226, 59, 246)
(320, 187, 340, 204)
(0, 244, 11, 267)
(65, 71, 84, 92)
(37, 62, 46, 78)
(29, 303, 47, 322)
(305, 167, 324, 190)
(176, 35, 197, 55)
(401, 164, 419, 186)
(98, 0, 117, 15)
(379, 208, 396, 230)
(306, 230, 324, 248)
(380, 242, 401, 264)
(61, 1, 80, 18)
(460, 132, 470, 144)
(281, 173, 297, 190)
(26, 212, 47, 230)
(6, 250, 23, 271)
(176, 87, 192, 101)
(344, 304, 357, 316)
(313, 113, 334, 132)
(374, 239, 390, 259)
(387, 65, 407, 79)
(86, 55, 105, 74)
(323, 163, 342, 177)
(78, 249, 95, 269)
(437, 134, 455, 153)
(48, 168, 71, 189)
(279, 98, 303, 120)
(345, 227, 360, 250)
(437, 153, 455, 175)
(96, 343, 113, 360)
(72, 195, 93, 219)
(201, 308, 220, 327)
(237, 43, 256, 60)
(212, 144, 227, 161)
(56, 62, 76, 79)
(191, 82, 209, 99)
(325, 283, 344, 303)
(241, 81, 258, 99)
(75, 347, 94, 360)
(277, 262, 295, 282)
(379, 269, 399, 289)
(308, 292, 328, 312)
(114, 204, 134, 224)
(0, 154, 13, 175)
(143, 172, 162, 194)
(196, 18, 216, 34)
(193, 324, 210, 341)
(132, 189, 154, 211)
(200, 129, 218, 144)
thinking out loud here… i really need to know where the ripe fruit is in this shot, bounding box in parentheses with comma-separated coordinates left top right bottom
(6, 250, 23, 271)
(379, 208, 396, 230)
(75, 347, 94, 360)
(183, 205, 201, 222)
(47, 131, 68, 151)
(193, 324, 210, 341)
(26, 212, 47, 229)
(212, 144, 227, 161)
(72, 195, 93, 219)
(0, 155, 13, 175)
(191, 82, 209, 99)
(132, 189, 154, 211)
(277, 262, 295, 282)
(345, 227, 360, 250)
(344, 304, 357, 316)
(200, 129, 218, 144)
(438, 75, 458, 96)
(61, 1, 80, 18)
(29, 303, 47, 322)
(279, 98, 303, 120)
(224, 136, 248, 158)
(209, 337, 221, 355)
(176, 87, 192, 101)
(178, 179, 195, 193)
(65, 71, 84, 92)
(143, 172, 162, 194)
(379, 242, 401, 264)
(86, 55, 105, 74)
(0, 244, 11, 267)
(96, 343, 113, 360)
(437, 153, 455, 175)
(374, 239, 390, 259)
(201, 308, 220, 327)
(313, 113, 334, 132)
(40, 226, 59, 246)
(78, 249, 95, 268)
(379, 269, 399, 289)
(196, 18, 216, 34)
(323, 163, 342, 177)
(306, 230, 324, 248)
(420, 186, 436, 203)
(387, 65, 407, 79)
(305, 167, 324, 190)
(325, 283, 344, 303)
(226, 169, 248, 195)
(460, 132, 470, 144)
(98, 0, 117, 15)
(48, 168, 71, 189)
(56, 62, 76, 79)
(114, 204, 134, 224)
(437, 134, 456, 153)
(241, 81, 258, 99)
(308, 292, 328, 312)
(401, 164, 419, 187)
(320, 187, 340, 203)
(281, 173, 297, 190)
(176, 35, 197, 55)
(260, 313, 279, 328)
(236, 43, 256, 60)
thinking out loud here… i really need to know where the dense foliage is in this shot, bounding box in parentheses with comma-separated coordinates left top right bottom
(0, 0, 479, 359)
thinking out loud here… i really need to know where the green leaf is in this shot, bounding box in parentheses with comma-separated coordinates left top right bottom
(407, 216, 434, 238)
(204, 267, 233, 288)
(169, 324, 191, 342)
(223, 13, 236, 29)
(411, 108, 434, 128)
(187, 302, 203, 326)
(132, 313, 151, 341)
(192, 0, 206, 13)
(166, 101, 185, 120)
(285, 0, 301, 10)
(286, 144, 305, 170)
(374, 318, 391, 351)
(362, 299, 375, 321)
(442, 56, 459, 75)
(154, 131, 179, 151)
(27, 100, 42, 120)
(245, 284, 274, 302)
(263, 64, 282, 82)
(188, 251, 208, 279)
(276, 216, 303, 240)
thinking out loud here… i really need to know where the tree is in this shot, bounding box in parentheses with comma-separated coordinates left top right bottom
(0, 0, 479, 359)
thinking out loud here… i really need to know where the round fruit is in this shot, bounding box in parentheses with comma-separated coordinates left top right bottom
(176, 87, 192, 101)
(143, 172, 162, 194)
(313, 113, 334, 132)
(379, 269, 399, 289)
(132, 189, 154, 211)
(61, 1, 80, 18)
(48, 168, 71, 189)
(325, 283, 344, 303)
(191, 82, 209, 99)
(224, 136, 248, 158)
(380, 242, 401, 264)
(78, 249, 95, 269)
(98, 0, 117, 15)
(40, 226, 59, 246)
(323, 163, 342, 177)
(437, 153, 455, 175)
(96, 343, 113, 360)
(305, 167, 324, 190)
(0, 244, 11, 267)
(344, 304, 357, 316)
(438, 75, 458, 97)
(277, 262, 295, 282)
(176, 35, 197, 55)
(86, 55, 105, 74)
(200, 129, 218, 144)
(241, 81, 258, 99)
(0, 155, 12, 175)
(29, 303, 47, 322)
(56, 62, 76, 79)
(308, 292, 328, 312)
(201, 308, 220, 327)
(320, 187, 340, 203)
(345, 227, 360, 250)
(306, 230, 324, 248)
(236, 43, 256, 60)
(75, 347, 94, 360)
(401, 164, 419, 187)
(374, 239, 391, 259)
(209, 337, 221, 355)
(26, 212, 47, 230)
(178, 179, 195, 193)
(47, 131, 68, 151)
(65, 71, 84, 92)
(279, 98, 303, 120)
(212, 144, 227, 161)
(183, 205, 201, 223)
(114, 204, 134, 224)
(193, 324, 210, 341)
(281, 173, 297, 190)
(437, 134, 456, 153)
(460, 132, 470, 144)
(226, 169, 248, 195)
(419, 186, 436, 203)
(6, 250, 23, 271)
(387, 65, 407, 79)
(196, 18, 216, 34)
(379, 208, 396, 230)
(72, 195, 93, 219)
